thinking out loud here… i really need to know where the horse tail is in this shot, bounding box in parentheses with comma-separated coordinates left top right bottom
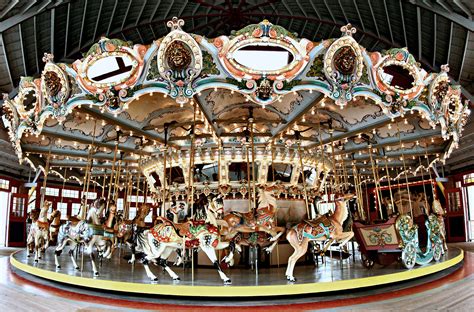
(342, 208, 353, 232)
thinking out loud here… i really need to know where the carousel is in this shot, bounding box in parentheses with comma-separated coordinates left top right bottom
(3, 18, 469, 297)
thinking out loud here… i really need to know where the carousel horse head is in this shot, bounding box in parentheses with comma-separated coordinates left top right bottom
(257, 186, 277, 211)
(39, 201, 51, 220)
(208, 194, 224, 219)
(137, 204, 151, 219)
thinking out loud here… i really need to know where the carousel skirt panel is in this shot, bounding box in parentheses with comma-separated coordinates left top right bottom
(10, 247, 463, 298)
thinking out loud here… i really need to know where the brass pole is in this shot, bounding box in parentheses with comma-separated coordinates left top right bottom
(106, 142, 119, 210)
(246, 143, 252, 211)
(40, 141, 53, 207)
(250, 118, 257, 210)
(384, 160, 395, 216)
(419, 156, 429, 214)
(161, 147, 167, 217)
(101, 170, 107, 198)
(188, 101, 198, 282)
(297, 142, 310, 218)
(396, 122, 413, 218)
(368, 146, 383, 219)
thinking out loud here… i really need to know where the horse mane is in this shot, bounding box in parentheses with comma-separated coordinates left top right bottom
(258, 190, 277, 210)
(335, 200, 349, 224)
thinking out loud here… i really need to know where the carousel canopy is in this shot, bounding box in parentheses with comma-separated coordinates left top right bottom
(0, 0, 472, 189)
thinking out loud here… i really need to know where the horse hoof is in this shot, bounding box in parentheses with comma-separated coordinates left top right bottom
(38, 256, 42, 260)
(224, 279, 232, 285)
(286, 276, 296, 283)
(173, 277, 180, 281)
(75, 266, 80, 270)
(94, 272, 99, 277)
(34, 259, 38, 263)
(27, 255, 30, 258)
(151, 277, 158, 282)
(56, 265, 61, 269)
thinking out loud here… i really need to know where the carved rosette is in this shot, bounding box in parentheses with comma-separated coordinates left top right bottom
(323, 24, 363, 107)
(157, 17, 202, 105)
(41, 53, 70, 112)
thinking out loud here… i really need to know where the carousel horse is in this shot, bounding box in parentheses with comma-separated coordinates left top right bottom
(27, 200, 51, 262)
(206, 192, 281, 256)
(54, 197, 111, 276)
(220, 186, 285, 242)
(134, 199, 235, 284)
(394, 190, 429, 217)
(123, 204, 153, 264)
(285, 194, 354, 282)
(48, 204, 62, 245)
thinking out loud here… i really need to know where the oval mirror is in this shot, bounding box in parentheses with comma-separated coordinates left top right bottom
(87, 54, 135, 84)
(380, 65, 415, 90)
(232, 44, 295, 72)
(23, 90, 37, 112)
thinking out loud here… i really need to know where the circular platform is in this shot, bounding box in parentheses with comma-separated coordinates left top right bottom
(10, 248, 463, 298)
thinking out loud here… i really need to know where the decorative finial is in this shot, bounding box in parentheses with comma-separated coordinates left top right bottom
(167, 17, 185, 31)
(340, 24, 356, 36)
(42, 52, 54, 63)
(440, 64, 450, 73)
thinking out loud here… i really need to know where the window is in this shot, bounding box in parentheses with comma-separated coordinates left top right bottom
(129, 207, 137, 219)
(298, 167, 317, 184)
(44, 187, 59, 197)
(11, 186, 18, 194)
(145, 210, 153, 223)
(71, 203, 81, 216)
(117, 198, 124, 211)
(167, 167, 185, 184)
(82, 191, 97, 200)
(0, 179, 9, 190)
(57, 202, 68, 220)
(11, 197, 25, 218)
(62, 189, 79, 198)
(128, 195, 144, 203)
(194, 163, 218, 182)
(267, 163, 293, 183)
(146, 196, 154, 204)
(463, 173, 474, 186)
(28, 191, 36, 212)
(229, 162, 258, 181)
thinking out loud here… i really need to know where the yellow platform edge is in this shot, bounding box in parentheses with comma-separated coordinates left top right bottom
(10, 249, 464, 297)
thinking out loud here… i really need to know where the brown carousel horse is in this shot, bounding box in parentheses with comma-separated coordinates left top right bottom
(220, 185, 285, 243)
(208, 191, 282, 256)
(48, 204, 62, 245)
(285, 194, 354, 282)
(27, 200, 51, 262)
(134, 196, 235, 284)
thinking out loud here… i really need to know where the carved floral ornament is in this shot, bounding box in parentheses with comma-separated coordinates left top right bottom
(1, 17, 470, 164)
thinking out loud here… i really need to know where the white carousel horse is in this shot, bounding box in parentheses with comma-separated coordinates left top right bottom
(285, 194, 354, 282)
(134, 200, 235, 284)
(54, 198, 111, 276)
(27, 200, 51, 262)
